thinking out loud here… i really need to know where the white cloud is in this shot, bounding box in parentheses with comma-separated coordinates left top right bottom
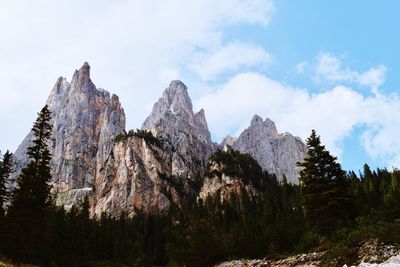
(195, 72, 400, 167)
(295, 61, 308, 73)
(190, 42, 271, 81)
(0, 0, 273, 151)
(315, 52, 386, 91)
(357, 65, 387, 92)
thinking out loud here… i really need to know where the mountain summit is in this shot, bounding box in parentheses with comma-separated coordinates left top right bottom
(13, 62, 126, 205)
(224, 115, 307, 184)
(142, 80, 214, 175)
(12, 63, 306, 216)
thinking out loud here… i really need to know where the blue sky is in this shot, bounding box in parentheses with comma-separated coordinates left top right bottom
(222, 0, 400, 171)
(0, 0, 399, 172)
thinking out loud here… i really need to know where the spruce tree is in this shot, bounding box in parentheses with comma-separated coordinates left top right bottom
(6, 105, 53, 262)
(0, 150, 13, 217)
(297, 130, 352, 235)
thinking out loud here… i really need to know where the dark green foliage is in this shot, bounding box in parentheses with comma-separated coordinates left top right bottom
(207, 146, 264, 188)
(166, 149, 305, 266)
(5, 105, 53, 263)
(2, 109, 400, 267)
(115, 129, 163, 147)
(297, 130, 353, 235)
(0, 150, 13, 217)
(0, 150, 13, 257)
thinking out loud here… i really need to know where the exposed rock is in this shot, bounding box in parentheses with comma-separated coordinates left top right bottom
(11, 64, 305, 216)
(199, 147, 262, 202)
(356, 239, 399, 266)
(227, 115, 307, 184)
(221, 135, 237, 148)
(12, 62, 126, 208)
(142, 80, 214, 178)
(93, 134, 193, 217)
(55, 187, 93, 211)
(216, 251, 323, 267)
(199, 162, 258, 203)
(217, 240, 400, 267)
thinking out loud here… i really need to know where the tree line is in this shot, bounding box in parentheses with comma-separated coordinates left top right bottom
(1, 107, 400, 266)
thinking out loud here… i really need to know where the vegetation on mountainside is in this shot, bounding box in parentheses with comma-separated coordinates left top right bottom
(115, 129, 163, 147)
(1, 108, 400, 266)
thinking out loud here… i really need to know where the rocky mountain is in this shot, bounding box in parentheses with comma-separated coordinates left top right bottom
(92, 133, 194, 217)
(224, 115, 307, 184)
(12, 62, 126, 206)
(142, 80, 214, 177)
(11, 63, 306, 216)
(12, 68, 215, 216)
(92, 80, 216, 217)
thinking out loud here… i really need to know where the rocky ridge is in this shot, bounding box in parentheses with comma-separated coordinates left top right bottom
(225, 115, 307, 184)
(142, 80, 214, 177)
(12, 62, 126, 207)
(12, 63, 307, 216)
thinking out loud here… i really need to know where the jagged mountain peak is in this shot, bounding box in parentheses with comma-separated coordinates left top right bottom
(142, 80, 213, 176)
(71, 62, 94, 92)
(13, 63, 125, 205)
(225, 115, 306, 184)
(249, 114, 278, 138)
(163, 80, 193, 113)
(250, 114, 263, 124)
(194, 108, 208, 128)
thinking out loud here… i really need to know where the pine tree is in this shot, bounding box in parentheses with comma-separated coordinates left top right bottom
(0, 150, 13, 217)
(6, 105, 53, 263)
(297, 130, 353, 235)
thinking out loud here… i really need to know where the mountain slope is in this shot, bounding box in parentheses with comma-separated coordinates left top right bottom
(12, 62, 126, 206)
(225, 115, 306, 184)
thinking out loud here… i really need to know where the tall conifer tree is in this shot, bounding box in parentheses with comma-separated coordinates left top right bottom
(0, 150, 13, 217)
(297, 130, 352, 235)
(7, 105, 53, 262)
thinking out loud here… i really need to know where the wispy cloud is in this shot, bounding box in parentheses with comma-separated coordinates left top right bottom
(0, 0, 274, 151)
(195, 72, 400, 168)
(190, 42, 271, 81)
(314, 52, 386, 92)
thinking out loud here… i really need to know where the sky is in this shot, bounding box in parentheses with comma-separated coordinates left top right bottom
(1, 0, 400, 172)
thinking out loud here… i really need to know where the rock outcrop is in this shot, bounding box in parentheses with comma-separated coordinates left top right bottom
(142, 80, 214, 178)
(12, 62, 126, 206)
(93, 80, 215, 217)
(93, 134, 193, 217)
(217, 239, 400, 267)
(225, 115, 307, 184)
(199, 147, 262, 202)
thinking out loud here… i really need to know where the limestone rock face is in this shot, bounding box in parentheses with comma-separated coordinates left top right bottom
(220, 135, 237, 148)
(199, 146, 263, 202)
(142, 80, 214, 177)
(199, 161, 258, 203)
(227, 115, 306, 184)
(12, 63, 126, 204)
(93, 135, 192, 217)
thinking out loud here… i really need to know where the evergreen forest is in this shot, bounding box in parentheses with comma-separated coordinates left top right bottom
(1, 107, 400, 266)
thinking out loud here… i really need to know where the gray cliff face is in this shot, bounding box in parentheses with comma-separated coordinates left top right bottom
(93, 136, 193, 217)
(93, 81, 214, 217)
(227, 115, 306, 184)
(199, 161, 258, 203)
(13, 63, 126, 204)
(142, 80, 214, 177)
